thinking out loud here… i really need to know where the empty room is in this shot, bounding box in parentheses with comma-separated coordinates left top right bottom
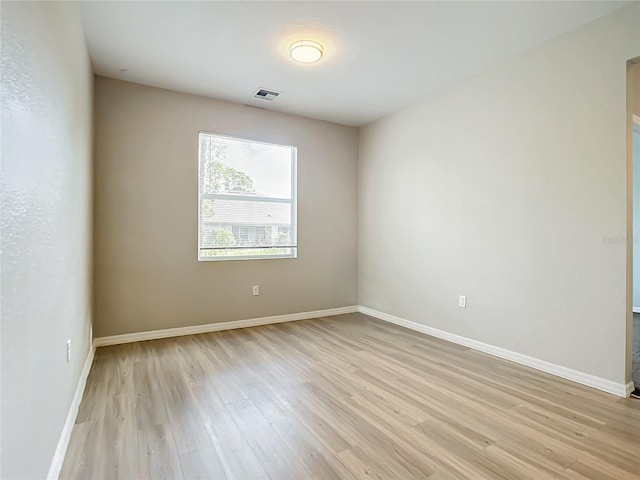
(2, 1, 640, 479)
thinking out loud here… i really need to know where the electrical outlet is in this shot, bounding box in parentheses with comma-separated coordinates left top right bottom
(66, 339, 71, 363)
(458, 295, 467, 308)
(252, 285, 260, 296)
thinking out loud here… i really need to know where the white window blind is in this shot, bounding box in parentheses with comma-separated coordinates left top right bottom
(198, 132, 297, 261)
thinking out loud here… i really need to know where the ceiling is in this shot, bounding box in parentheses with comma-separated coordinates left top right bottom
(80, 1, 627, 127)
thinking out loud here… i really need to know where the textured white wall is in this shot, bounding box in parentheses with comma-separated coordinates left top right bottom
(0, 3, 93, 478)
(359, 4, 640, 385)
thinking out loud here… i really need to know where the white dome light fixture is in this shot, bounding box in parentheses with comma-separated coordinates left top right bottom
(289, 40, 324, 64)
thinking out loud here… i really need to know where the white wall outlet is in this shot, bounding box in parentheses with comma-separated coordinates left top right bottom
(459, 295, 467, 308)
(66, 339, 71, 363)
(252, 285, 260, 296)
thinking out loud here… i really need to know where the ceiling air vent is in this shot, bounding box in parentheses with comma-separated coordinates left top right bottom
(253, 88, 281, 101)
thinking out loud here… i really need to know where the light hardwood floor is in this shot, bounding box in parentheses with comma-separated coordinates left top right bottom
(60, 313, 640, 479)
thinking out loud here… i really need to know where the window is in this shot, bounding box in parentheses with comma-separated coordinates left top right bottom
(198, 132, 297, 261)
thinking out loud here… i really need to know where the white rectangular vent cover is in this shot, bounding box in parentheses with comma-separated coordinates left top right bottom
(253, 88, 281, 101)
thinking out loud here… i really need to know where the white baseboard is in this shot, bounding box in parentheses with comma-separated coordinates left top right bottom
(625, 381, 636, 397)
(358, 306, 631, 398)
(93, 306, 359, 347)
(47, 344, 96, 480)
(633, 307, 640, 314)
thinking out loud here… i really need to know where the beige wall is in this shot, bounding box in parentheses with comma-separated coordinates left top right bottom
(359, 4, 640, 385)
(93, 77, 358, 337)
(0, 2, 93, 478)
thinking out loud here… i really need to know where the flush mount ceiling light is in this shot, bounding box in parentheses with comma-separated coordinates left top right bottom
(289, 40, 324, 64)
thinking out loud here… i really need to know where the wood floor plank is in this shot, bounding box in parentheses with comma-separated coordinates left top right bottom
(200, 400, 271, 480)
(60, 313, 640, 479)
(137, 424, 183, 480)
(178, 446, 226, 480)
(58, 421, 94, 479)
(224, 397, 312, 480)
(257, 383, 353, 456)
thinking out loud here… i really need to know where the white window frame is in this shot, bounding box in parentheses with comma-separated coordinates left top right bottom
(197, 132, 298, 262)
